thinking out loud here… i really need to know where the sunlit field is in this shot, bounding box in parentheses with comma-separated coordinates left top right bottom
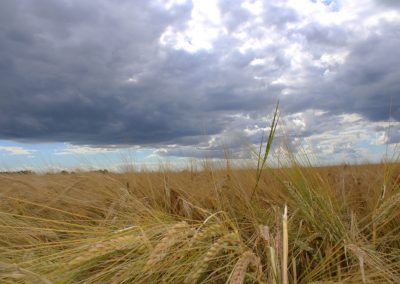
(1, 150, 399, 283)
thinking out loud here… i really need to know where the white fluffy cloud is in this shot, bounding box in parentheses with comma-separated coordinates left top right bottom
(0, 146, 36, 156)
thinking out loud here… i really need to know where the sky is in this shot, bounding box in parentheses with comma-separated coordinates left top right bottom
(0, 0, 399, 171)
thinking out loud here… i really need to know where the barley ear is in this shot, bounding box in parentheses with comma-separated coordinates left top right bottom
(69, 235, 141, 266)
(144, 221, 193, 272)
(185, 232, 240, 284)
(229, 250, 263, 284)
(190, 223, 224, 247)
(0, 262, 53, 284)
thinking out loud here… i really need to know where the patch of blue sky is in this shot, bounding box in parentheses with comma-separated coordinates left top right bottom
(321, 0, 334, 5)
(310, 0, 333, 4)
(0, 140, 58, 171)
(310, 0, 340, 11)
(355, 140, 394, 162)
(0, 140, 162, 172)
(51, 146, 164, 172)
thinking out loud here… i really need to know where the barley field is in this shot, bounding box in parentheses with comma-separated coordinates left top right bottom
(0, 156, 399, 283)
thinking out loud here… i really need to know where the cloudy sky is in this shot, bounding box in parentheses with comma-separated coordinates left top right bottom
(0, 0, 399, 171)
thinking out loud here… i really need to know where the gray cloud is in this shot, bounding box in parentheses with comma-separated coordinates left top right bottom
(377, 0, 400, 8)
(378, 124, 400, 144)
(0, 0, 399, 157)
(388, 127, 400, 144)
(281, 21, 400, 122)
(332, 23, 399, 121)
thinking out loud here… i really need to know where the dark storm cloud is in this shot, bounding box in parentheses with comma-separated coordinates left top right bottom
(278, 16, 400, 127)
(0, 0, 399, 153)
(283, 20, 400, 122)
(0, 0, 278, 147)
(0, 0, 218, 145)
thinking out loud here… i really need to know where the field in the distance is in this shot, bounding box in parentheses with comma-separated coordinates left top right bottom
(0, 162, 399, 283)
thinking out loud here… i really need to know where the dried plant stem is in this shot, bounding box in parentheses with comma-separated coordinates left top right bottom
(269, 246, 278, 284)
(292, 257, 297, 284)
(359, 254, 367, 284)
(346, 244, 367, 284)
(282, 205, 288, 284)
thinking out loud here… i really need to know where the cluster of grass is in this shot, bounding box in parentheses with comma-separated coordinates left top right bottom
(0, 115, 399, 283)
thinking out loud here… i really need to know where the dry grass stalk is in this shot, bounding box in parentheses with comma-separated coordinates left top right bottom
(346, 244, 367, 284)
(282, 205, 289, 284)
(292, 256, 297, 284)
(380, 184, 387, 200)
(269, 246, 278, 284)
(274, 210, 282, 266)
(229, 250, 263, 284)
(350, 211, 359, 240)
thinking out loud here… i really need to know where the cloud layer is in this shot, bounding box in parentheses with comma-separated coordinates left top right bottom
(0, 0, 399, 160)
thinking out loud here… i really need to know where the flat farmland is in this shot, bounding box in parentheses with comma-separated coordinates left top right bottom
(0, 162, 399, 283)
